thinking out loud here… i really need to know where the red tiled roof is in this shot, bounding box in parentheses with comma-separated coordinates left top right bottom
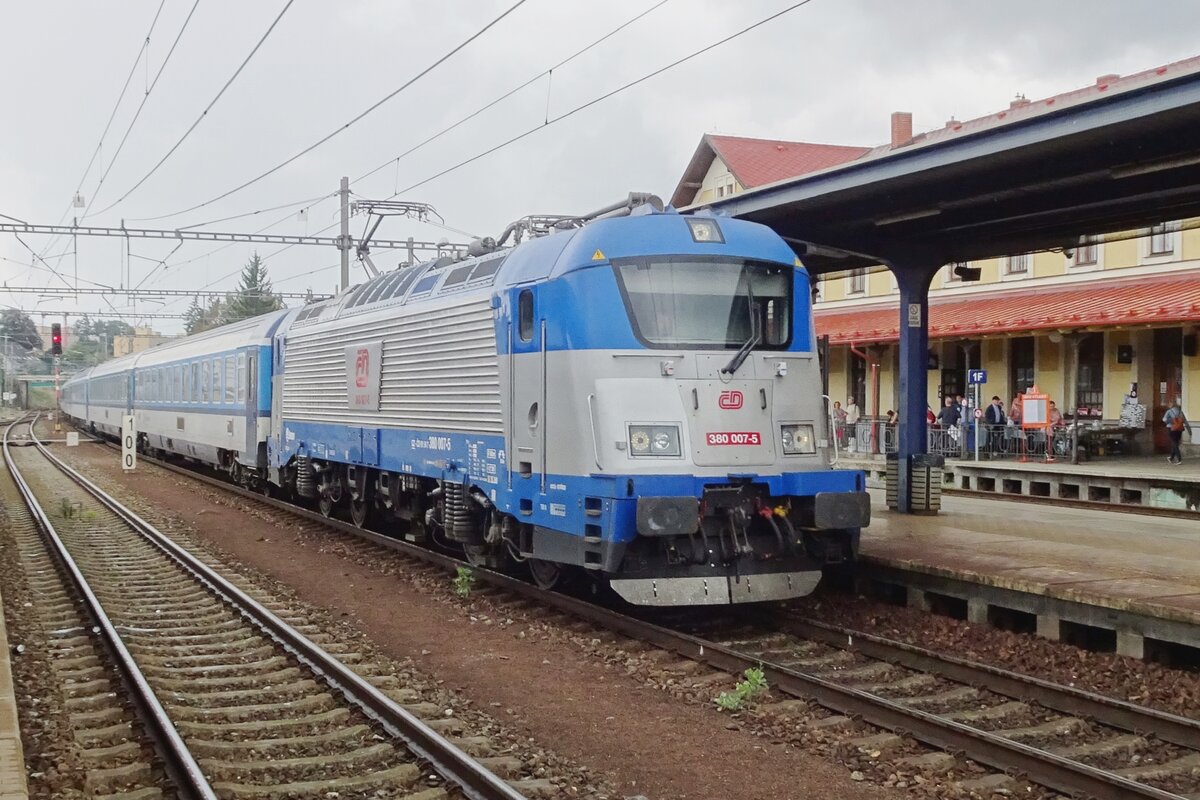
(706, 135, 871, 189)
(814, 273, 1200, 345)
(669, 134, 869, 207)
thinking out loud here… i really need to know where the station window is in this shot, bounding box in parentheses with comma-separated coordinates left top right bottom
(1073, 236, 1098, 266)
(518, 289, 534, 342)
(1149, 222, 1175, 256)
(847, 268, 866, 294)
(1005, 253, 1030, 275)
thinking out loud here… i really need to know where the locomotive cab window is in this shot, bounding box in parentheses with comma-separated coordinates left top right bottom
(613, 257, 792, 349)
(518, 289, 534, 342)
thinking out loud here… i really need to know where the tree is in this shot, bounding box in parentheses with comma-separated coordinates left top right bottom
(222, 253, 284, 325)
(61, 338, 105, 368)
(184, 297, 225, 335)
(0, 309, 43, 353)
(72, 316, 135, 358)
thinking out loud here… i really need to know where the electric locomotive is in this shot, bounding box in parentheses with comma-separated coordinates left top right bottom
(271, 196, 868, 605)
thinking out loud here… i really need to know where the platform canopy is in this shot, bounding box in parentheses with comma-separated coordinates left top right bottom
(698, 57, 1200, 274)
(692, 56, 1200, 513)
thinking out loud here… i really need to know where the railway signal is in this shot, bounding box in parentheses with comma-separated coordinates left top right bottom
(50, 323, 62, 355)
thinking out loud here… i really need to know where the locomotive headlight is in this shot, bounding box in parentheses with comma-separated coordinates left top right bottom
(628, 425, 681, 458)
(781, 424, 816, 455)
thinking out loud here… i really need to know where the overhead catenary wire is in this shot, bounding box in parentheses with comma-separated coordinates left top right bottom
(161, 0, 669, 268)
(387, 0, 817, 201)
(235, 0, 678, 275)
(90, 0, 297, 219)
(80, 0, 205, 221)
(126, 0, 530, 224)
(35, 0, 170, 263)
(349, 0, 673, 187)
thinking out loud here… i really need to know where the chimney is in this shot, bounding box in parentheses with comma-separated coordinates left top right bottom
(1010, 93, 1031, 109)
(1096, 73, 1120, 86)
(890, 111, 913, 148)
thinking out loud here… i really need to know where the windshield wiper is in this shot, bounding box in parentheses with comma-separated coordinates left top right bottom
(721, 287, 760, 376)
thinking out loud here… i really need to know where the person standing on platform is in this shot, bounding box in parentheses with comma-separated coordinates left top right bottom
(1009, 393, 1023, 425)
(844, 397, 861, 452)
(1049, 400, 1065, 428)
(985, 395, 1006, 454)
(937, 396, 961, 428)
(1163, 399, 1192, 465)
(833, 400, 847, 447)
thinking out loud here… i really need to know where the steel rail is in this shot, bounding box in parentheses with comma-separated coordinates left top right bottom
(101, 443, 1188, 800)
(31, 420, 525, 800)
(2, 415, 217, 800)
(778, 614, 1200, 750)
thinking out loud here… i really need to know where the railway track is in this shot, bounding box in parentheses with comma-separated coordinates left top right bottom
(3, 414, 530, 800)
(71, 424, 1200, 799)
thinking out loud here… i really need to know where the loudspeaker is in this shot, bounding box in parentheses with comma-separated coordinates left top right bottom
(1117, 345, 1133, 364)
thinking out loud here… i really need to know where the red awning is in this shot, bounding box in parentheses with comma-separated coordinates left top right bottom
(814, 272, 1200, 344)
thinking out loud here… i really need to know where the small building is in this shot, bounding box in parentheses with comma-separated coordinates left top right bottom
(671, 55, 1200, 456)
(113, 327, 175, 356)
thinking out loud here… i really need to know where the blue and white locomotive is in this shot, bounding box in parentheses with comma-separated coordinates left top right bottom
(62, 196, 869, 605)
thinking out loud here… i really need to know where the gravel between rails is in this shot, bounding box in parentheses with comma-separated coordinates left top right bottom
(790, 590, 1200, 722)
(54, 439, 892, 800)
(6, 436, 619, 800)
(21, 435, 622, 800)
(0, 454, 164, 800)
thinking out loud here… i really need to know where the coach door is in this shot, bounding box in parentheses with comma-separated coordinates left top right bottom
(509, 288, 546, 490)
(1153, 328, 1184, 453)
(242, 350, 258, 458)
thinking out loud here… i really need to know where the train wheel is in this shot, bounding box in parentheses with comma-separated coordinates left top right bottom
(318, 495, 336, 518)
(528, 558, 562, 590)
(349, 497, 370, 528)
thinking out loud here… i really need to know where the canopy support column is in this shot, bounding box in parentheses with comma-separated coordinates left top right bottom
(894, 263, 940, 513)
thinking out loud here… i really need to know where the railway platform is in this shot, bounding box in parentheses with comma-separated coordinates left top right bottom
(0, 587, 28, 800)
(855, 490, 1200, 662)
(843, 454, 1200, 513)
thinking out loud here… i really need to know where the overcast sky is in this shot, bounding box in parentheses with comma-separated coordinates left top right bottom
(2, 0, 1198, 333)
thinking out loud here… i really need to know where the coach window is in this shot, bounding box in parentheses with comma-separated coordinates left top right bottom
(518, 289, 534, 342)
(175, 366, 182, 402)
(212, 357, 221, 404)
(237, 353, 247, 404)
(201, 360, 210, 403)
(224, 356, 236, 404)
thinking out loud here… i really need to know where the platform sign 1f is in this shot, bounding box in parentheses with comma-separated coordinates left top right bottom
(121, 415, 136, 472)
(967, 369, 988, 385)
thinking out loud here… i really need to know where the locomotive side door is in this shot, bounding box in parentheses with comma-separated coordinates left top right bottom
(509, 287, 545, 492)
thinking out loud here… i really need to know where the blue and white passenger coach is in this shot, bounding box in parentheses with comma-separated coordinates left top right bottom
(273, 203, 869, 605)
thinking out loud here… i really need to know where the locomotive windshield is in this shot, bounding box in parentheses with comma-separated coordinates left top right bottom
(614, 257, 792, 349)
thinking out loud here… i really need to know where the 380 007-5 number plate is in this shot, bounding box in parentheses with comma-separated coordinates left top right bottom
(705, 431, 762, 446)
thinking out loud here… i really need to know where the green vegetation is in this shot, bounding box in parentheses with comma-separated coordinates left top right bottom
(453, 566, 475, 598)
(714, 666, 769, 711)
(185, 253, 285, 335)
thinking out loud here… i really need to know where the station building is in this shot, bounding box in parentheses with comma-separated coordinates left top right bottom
(671, 56, 1200, 456)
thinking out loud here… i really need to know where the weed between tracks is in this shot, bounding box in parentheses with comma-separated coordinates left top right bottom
(715, 666, 769, 711)
(453, 565, 475, 597)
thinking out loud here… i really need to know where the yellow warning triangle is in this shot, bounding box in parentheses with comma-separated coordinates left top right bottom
(592, 249, 606, 261)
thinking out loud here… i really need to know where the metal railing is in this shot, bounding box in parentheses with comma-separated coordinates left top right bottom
(833, 420, 1082, 461)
